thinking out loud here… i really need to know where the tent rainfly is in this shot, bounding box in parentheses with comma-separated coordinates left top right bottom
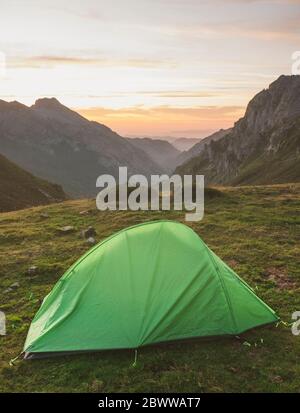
(24, 220, 279, 359)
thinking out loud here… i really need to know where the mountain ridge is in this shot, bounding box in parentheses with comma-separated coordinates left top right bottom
(176, 75, 300, 185)
(0, 98, 163, 197)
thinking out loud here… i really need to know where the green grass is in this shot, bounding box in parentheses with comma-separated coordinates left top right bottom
(0, 184, 300, 392)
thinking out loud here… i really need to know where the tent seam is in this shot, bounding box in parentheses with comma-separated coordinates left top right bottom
(202, 243, 238, 334)
(61, 220, 185, 278)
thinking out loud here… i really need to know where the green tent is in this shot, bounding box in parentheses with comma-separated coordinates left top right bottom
(24, 220, 278, 358)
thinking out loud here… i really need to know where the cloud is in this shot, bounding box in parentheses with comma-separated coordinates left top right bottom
(76, 104, 244, 137)
(137, 91, 219, 98)
(8, 55, 177, 69)
(74, 90, 221, 99)
(161, 19, 300, 42)
(77, 104, 244, 119)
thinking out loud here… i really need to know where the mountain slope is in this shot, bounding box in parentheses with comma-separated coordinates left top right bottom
(176, 75, 300, 185)
(0, 98, 162, 197)
(0, 152, 66, 212)
(169, 137, 201, 151)
(128, 137, 180, 173)
(176, 128, 232, 166)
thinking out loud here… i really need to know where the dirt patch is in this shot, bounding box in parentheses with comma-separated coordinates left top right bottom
(227, 259, 239, 268)
(266, 267, 296, 289)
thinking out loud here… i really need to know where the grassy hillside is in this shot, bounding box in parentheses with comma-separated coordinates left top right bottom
(0, 153, 66, 212)
(0, 184, 299, 392)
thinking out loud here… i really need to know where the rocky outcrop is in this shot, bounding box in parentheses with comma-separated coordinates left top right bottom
(176, 75, 300, 185)
(176, 128, 232, 167)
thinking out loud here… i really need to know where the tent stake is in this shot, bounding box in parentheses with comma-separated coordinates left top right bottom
(9, 351, 24, 366)
(132, 349, 138, 367)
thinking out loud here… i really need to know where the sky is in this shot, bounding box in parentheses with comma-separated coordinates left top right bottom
(0, 0, 299, 138)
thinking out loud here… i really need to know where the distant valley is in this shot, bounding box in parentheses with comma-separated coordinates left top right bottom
(128, 137, 180, 173)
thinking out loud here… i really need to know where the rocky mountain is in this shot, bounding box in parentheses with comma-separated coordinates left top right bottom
(0, 152, 66, 212)
(176, 75, 300, 185)
(128, 137, 180, 173)
(176, 128, 232, 166)
(0, 98, 162, 197)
